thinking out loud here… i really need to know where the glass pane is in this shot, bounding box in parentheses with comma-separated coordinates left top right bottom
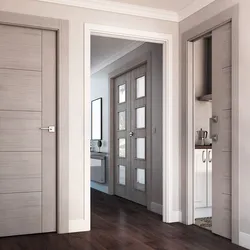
(136, 76, 145, 98)
(136, 107, 145, 128)
(119, 84, 126, 103)
(119, 138, 126, 158)
(118, 165, 126, 185)
(118, 111, 126, 130)
(136, 138, 145, 159)
(136, 168, 145, 191)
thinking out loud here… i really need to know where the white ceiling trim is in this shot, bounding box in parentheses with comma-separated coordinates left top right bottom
(91, 40, 144, 75)
(38, 0, 179, 22)
(178, 0, 216, 21)
(38, 0, 216, 22)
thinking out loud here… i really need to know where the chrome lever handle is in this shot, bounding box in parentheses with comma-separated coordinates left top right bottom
(40, 125, 55, 133)
(129, 131, 134, 137)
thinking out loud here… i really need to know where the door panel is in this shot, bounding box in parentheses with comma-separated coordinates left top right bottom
(0, 69, 41, 111)
(131, 64, 147, 205)
(0, 111, 41, 151)
(41, 30, 57, 232)
(0, 25, 56, 236)
(0, 193, 41, 237)
(0, 25, 41, 71)
(114, 63, 150, 206)
(114, 72, 131, 200)
(212, 22, 232, 239)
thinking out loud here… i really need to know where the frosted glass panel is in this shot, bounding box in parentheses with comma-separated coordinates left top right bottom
(136, 107, 145, 128)
(136, 138, 145, 159)
(119, 138, 126, 158)
(136, 168, 145, 191)
(119, 84, 126, 103)
(137, 169, 145, 185)
(136, 76, 145, 98)
(118, 165, 126, 185)
(118, 111, 126, 130)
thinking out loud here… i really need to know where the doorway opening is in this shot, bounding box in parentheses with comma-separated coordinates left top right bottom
(84, 24, 178, 225)
(193, 34, 213, 232)
(90, 35, 163, 215)
(188, 22, 233, 239)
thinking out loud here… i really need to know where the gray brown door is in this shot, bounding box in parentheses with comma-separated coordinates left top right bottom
(114, 63, 150, 206)
(211, 22, 232, 239)
(0, 24, 56, 236)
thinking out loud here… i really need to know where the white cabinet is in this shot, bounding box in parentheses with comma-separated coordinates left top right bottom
(207, 149, 212, 207)
(194, 149, 212, 219)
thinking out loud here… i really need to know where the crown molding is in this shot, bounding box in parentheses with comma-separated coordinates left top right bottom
(178, 0, 216, 21)
(38, 0, 216, 22)
(91, 41, 144, 75)
(38, 0, 179, 22)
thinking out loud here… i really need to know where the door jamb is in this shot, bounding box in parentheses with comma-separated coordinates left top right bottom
(0, 11, 70, 234)
(84, 23, 179, 223)
(182, 5, 239, 244)
(108, 53, 152, 209)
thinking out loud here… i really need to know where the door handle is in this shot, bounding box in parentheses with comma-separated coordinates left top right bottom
(129, 131, 134, 137)
(211, 134, 218, 142)
(208, 150, 212, 163)
(40, 125, 55, 133)
(211, 115, 218, 123)
(202, 150, 206, 163)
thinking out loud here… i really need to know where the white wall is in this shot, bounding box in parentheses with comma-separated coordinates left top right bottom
(180, 0, 250, 247)
(90, 73, 110, 193)
(0, 0, 179, 232)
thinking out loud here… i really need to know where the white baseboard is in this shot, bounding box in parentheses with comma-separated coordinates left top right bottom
(239, 232, 250, 249)
(194, 207, 212, 219)
(69, 219, 90, 233)
(169, 210, 182, 223)
(151, 202, 163, 215)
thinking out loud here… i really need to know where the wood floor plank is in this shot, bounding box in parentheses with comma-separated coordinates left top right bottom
(0, 189, 246, 250)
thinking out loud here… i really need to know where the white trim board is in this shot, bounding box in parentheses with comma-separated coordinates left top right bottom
(91, 41, 144, 75)
(38, 0, 216, 22)
(239, 232, 250, 250)
(84, 23, 180, 226)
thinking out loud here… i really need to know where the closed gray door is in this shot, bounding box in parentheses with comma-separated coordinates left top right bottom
(0, 25, 56, 236)
(212, 22, 232, 239)
(114, 63, 150, 206)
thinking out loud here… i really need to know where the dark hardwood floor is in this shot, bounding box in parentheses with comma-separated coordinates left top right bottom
(0, 189, 246, 250)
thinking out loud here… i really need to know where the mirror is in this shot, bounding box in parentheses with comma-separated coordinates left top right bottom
(91, 98, 102, 140)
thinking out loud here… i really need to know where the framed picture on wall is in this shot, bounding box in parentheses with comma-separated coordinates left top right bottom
(91, 98, 102, 140)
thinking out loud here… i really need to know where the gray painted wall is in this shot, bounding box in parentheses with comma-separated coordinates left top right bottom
(91, 42, 163, 210)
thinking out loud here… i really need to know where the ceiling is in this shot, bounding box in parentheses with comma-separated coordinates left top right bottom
(107, 0, 196, 12)
(91, 36, 143, 74)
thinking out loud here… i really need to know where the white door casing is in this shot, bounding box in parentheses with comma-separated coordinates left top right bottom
(84, 24, 178, 223)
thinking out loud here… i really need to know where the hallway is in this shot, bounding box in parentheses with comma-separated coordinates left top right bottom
(0, 189, 245, 250)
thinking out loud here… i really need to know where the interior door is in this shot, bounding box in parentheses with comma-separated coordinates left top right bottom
(0, 24, 56, 236)
(211, 22, 232, 239)
(114, 63, 149, 206)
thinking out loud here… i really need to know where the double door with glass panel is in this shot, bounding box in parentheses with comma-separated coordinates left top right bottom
(114, 63, 150, 206)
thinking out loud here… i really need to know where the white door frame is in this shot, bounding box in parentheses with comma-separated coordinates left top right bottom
(183, 6, 239, 244)
(84, 23, 179, 223)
